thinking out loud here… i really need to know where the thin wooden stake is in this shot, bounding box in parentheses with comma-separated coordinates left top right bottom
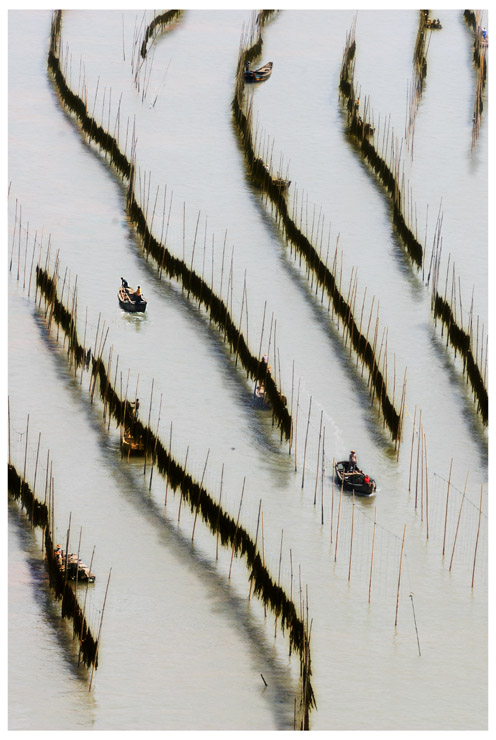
(442, 459, 453, 557)
(89, 567, 112, 691)
(395, 525, 406, 627)
(471, 485, 483, 589)
(449, 472, 469, 572)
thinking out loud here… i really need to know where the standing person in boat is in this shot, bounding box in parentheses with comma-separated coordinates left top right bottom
(348, 450, 358, 472)
(121, 277, 129, 291)
(135, 286, 143, 302)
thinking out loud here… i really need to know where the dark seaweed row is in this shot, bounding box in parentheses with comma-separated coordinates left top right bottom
(8, 463, 99, 668)
(433, 294, 488, 423)
(8, 463, 49, 529)
(339, 39, 423, 268)
(35, 262, 315, 712)
(463, 10, 487, 81)
(140, 10, 183, 58)
(47, 48, 131, 180)
(47, 15, 291, 440)
(232, 26, 402, 442)
(36, 265, 86, 367)
(340, 27, 488, 425)
(125, 176, 291, 438)
(414, 11, 429, 87)
(44, 527, 99, 668)
(463, 10, 477, 30)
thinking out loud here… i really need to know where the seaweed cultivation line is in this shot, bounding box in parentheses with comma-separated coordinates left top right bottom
(339, 23, 423, 269)
(339, 22, 488, 426)
(463, 10, 488, 148)
(46, 11, 292, 441)
(131, 9, 183, 102)
(232, 15, 406, 447)
(137, 9, 182, 60)
(432, 291, 488, 423)
(8, 458, 102, 675)
(34, 260, 315, 727)
(406, 10, 434, 154)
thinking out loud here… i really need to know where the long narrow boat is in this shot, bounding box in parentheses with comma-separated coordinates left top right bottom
(118, 285, 147, 313)
(334, 460, 376, 496)
(244, 61, 273, 83)
(120, 427, 146, 456)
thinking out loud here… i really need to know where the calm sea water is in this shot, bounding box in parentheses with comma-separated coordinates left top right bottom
(8, 9, 487, 731)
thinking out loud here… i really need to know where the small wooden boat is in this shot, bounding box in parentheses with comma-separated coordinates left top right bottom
(425, 18, 442, 29)
(245, 61, 273, 83)
(273, 175, 291, 191)
(118, 286, 147, 313)
(121, 427, 146, 456)
(253, 384, 270, 409)
(55, 548, 95, 582)
(335, 460, 376, 496)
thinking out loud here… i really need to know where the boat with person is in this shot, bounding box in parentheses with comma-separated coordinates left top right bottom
(334, 460, 376, 496)
(118, 277, 147, 312)
(120, 427, 146, 456)
(244, 61, 273, 83)
(54, 546, 96, 582)
(425, 17, 442, 29)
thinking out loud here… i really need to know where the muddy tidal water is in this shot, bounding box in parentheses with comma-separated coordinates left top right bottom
(8, 8, 488, 732)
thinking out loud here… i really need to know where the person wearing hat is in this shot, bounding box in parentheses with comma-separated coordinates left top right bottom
(349, 449, 357, 472)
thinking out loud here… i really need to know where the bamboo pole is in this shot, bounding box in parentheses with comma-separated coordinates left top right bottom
(89, 567, 112, 691)
(148, 393, 162, 490)
(314, 410, 323, 505)
(414, 411, 422, 508)
(78, 545, 95, 666)
(334, 476, 344, 562)
(471, 484, 483, 589)
(22, 414, 29, 488)
(321, 427, 325, 525)
(289, 360, 295, 456)
(442, 459, 453, 557)
(449, 472, 469, 572)
(177, 446, 189, 524)
(301, 396, 312, 489)
(143, 378, 155, 477)
(424, 433, 429, 540)
(248, 499, 262, 600)
(191, 448, 210, 541)
(164, 421, 172, 508)
(216, 464, 224, 561)
(294, 378, 301, 472)
(229, 478, 245, 579)
(32, 432, 41, 525)
(395, 525, 406, 627)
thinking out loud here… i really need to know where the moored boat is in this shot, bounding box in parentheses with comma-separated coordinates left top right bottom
(273, 175, 291, 191)
(120, 427, 146, 456)
(334, 460, 376, 496)
(244, 61, 273, 83)
(54, 546, 95, 582)
(118, 281, 147, 312)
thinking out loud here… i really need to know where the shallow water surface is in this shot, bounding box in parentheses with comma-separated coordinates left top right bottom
(8, 9, 487, 731)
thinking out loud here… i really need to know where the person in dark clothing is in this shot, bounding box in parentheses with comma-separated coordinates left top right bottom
(348, 450, 358, 472)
